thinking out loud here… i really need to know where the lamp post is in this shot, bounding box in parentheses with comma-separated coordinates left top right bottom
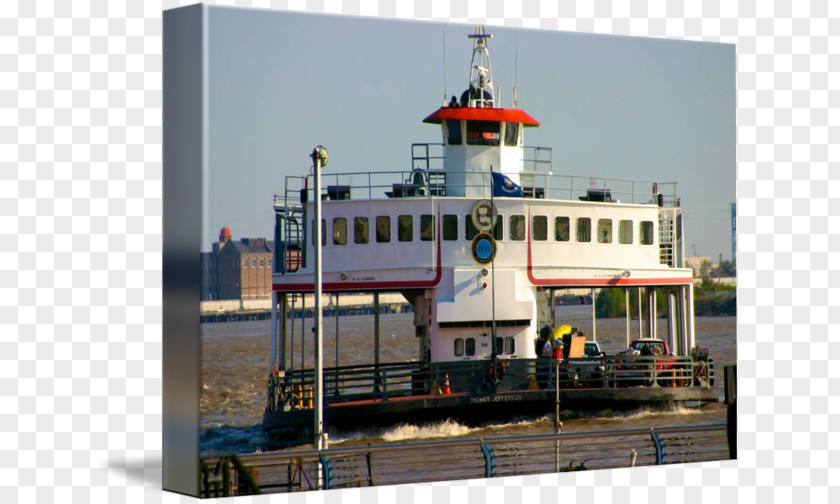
(311, 145, 328, 455)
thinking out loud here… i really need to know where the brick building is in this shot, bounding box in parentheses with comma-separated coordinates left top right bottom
(201, 226, 274, 301)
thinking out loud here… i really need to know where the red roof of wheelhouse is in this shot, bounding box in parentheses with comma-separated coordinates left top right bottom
(422, 107, 540, 127)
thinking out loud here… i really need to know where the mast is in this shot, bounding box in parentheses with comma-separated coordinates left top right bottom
(466, 25, 494, 108)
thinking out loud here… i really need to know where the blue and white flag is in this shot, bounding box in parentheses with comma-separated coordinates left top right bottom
(491, 171, 524, 197)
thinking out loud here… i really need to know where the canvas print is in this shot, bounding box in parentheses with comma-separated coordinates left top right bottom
(163, 4, 736, 497)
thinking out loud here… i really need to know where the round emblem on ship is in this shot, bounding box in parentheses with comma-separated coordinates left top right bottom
(471, 232, 496, 264)
(470, 199, 497, 232)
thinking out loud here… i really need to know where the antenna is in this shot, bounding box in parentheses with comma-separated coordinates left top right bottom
(442, 28, 447, 105)
(513, 32, 519, 108)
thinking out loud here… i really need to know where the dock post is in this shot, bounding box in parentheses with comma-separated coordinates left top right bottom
(725, 365, 737, 459)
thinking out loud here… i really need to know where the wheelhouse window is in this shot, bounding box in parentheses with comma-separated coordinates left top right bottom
(510, 215, 525, 241)
(597, 219, 612, 244)
(640, 221, 655, 245)
(443, 214, 458, 241)
(398, 215, 413, 242)
(532, 215, 548, 241)
(555, 216, 570, 242)
(619, 219, 633, 244)
(454, 338, 464, 356)
(576, 217, 591, 242)
(333, 218, 347, 245)
(465, 337, 476, 356)
(504, 122, 519, 146)
(466, 121, 500, 146)
(376, 216, 390, 243)
(493, 218, 503, 240)
(355, 217, 369, 244)
(505, 337, 515, 355)
(446, 120, 462, 145)
(420, 214, 434, 241)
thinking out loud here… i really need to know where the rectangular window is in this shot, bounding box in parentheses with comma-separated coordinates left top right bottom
(376, 216, 390, 243)
(333, 217, 347, 245)
(640, 221, 654, 245)
(420, 214, 434, 241)
(443, 214, 458, 241)
(576, 217, 591, 242)
(510, 215, 525, 241)
(505, 337, 515, 355)
(597, 218, 612, 244)
(466, 121, 500, 146)
(454, 338, 464, 357)
(495, 337, 504, 355)
(398, 215, 413, 242)
(493, 217, 503, 240)
(242, 259, 247, 268)
(465, 337, 476, 356)
(446, 120, 462, 145)
(465, 214, 478, 240)
(355, 217, 369, 244)
(619, 220, 633, 244)
(555, 216, 570, 242)
(311, 219, 326, 246)
(259, 259, 264, 268)
(504, 122, 519, 146)
(532, 215, 548, 241)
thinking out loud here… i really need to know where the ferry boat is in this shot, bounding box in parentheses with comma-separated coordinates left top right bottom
(263, 26, 716, 434)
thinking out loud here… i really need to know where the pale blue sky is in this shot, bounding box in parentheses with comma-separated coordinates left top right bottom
(205, 7, 735, 260)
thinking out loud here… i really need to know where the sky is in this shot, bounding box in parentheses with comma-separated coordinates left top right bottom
(205, 7, 735, 260)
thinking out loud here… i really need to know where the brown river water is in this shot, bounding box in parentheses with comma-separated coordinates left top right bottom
(200, 305, 736, 454)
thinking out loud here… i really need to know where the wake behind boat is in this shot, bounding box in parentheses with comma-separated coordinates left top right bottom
(263, 26, 716, 435)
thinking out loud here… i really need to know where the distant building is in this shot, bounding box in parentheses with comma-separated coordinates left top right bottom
(201, 226, 274, 301)
(685, 256, 712, 278)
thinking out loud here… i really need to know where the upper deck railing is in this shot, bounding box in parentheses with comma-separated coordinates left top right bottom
(275, 143, 678, 209)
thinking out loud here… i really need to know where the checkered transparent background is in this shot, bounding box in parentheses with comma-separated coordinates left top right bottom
(2, 0, 836, 502)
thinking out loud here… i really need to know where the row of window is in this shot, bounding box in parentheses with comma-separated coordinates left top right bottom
(454, 336, 516, 357)
(230, 258, 268, 269)
(313, 214, 656, 246)
(445, 120, 520, 147)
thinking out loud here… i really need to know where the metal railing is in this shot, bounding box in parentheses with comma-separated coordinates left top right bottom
(276, 169, 678, 208)
(267, 356, 714, 413)
(200, 422, 729, 495)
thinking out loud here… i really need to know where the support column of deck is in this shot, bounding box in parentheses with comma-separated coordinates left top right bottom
(678, 286, 688, 357)
(687, 285, 696, 353)
(300, 294, 305, 372)
(624, 287, 630, 348)
(270, 291, 277, 370)
(667, 289, 677, 357)
(289, 294, 296, 373)
(591, 288, 597, 342)
(374, 292, 381, 395)
(637, 287, 643, 339)
(651, 289, 657, 340)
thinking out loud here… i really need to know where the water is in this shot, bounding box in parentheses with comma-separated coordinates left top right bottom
(200, 305, 735, 454)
